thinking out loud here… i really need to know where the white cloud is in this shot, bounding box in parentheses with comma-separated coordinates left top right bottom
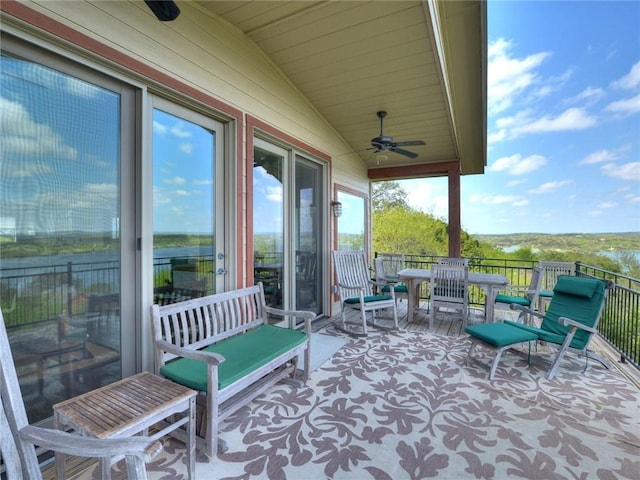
(506, 179, 526, 187)
(170, 123, 191, 138)
(625, 193, 640, 203)
(164, 176, 187, 185)
(469, 193, 529, 207)
(174, 190, 190, 196)
(601, 162, 640, 180)
(579, 149, 619, 165)
(597, 201, 618, 209)
(512, 108, 597, 134)
(0, 97, 77, 160)
(528, 180, 573, 194)
(488, 38, 551, 114)
(566, 86, 605, 106)
(179, 143, 194, 154)
(153, 121, 168, 135)
(611, 61, 640, 90)
(489, 154, 547, 175)
(266, 185, 283, 203)
(603, 94, 640, 116)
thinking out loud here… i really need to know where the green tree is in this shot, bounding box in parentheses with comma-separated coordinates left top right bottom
(371, 181, 409, 211)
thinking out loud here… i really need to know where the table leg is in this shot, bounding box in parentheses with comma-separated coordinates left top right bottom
(406, 279, 418, 322)
(187, 396, 196, 480)
(54, 413, 65, 480)
(485, 286, 498, 323)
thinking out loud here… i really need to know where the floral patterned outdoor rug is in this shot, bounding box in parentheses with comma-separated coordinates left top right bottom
(79, 330, 640, 480)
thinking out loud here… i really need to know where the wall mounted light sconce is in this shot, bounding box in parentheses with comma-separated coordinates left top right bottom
(331, 201, 343, 217)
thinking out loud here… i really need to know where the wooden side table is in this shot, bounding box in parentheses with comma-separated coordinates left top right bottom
(53, 371, 196, 480)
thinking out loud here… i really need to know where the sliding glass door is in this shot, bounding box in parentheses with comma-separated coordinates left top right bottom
(253, 139, 325, 319)
(0, 38, 136, 424)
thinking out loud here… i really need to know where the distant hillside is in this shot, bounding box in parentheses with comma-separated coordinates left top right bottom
(475, 232, 640, 254)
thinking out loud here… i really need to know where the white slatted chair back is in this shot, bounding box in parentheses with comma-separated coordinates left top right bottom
(332, 250, 398, 336)
(438, 257, 469, 267)
(429, 263, 469, 329)
(538, 261, 576, 290)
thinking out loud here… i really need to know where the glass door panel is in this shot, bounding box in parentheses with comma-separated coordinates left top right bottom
(252, 139, 285, 308)
(337, 190, 366, 251)
(151, 104, 222, 304)
(0, 52, 125, 423)
(295, 157, 322, 314)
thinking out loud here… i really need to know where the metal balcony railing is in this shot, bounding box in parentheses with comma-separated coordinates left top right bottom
(376, 253, 639, 369)
(1, 254, 638, 369)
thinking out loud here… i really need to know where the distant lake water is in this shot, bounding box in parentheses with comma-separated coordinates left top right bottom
(500, 245, 640, 263)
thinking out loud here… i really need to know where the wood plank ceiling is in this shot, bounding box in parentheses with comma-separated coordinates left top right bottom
(197, 1, 486, 179)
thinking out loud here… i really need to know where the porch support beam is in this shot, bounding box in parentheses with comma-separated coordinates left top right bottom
(368, 161, 462, 258)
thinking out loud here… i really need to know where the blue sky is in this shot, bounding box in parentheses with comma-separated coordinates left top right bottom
(401, 0, 640, 235)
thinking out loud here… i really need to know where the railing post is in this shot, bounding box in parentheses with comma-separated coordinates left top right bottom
(67, 261, 73, 315)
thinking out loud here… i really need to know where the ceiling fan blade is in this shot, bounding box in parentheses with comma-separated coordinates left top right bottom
(394, 140, 426, 147)
(145, 1, 180, 21)
(390, 147, 418, 158)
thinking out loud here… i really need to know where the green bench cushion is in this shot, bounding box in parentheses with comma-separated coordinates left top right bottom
(160, 324, 307, 392)
(465, 322, 538, 348)
(494, 293, 531, 306)
(382, 284, 408, 293)
(539, 289, 553, 298)
(344, 294, 393, 304)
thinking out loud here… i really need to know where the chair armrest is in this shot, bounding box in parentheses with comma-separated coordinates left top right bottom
(337, 282, 365, 291)
(510, 303, 544, 320)
(264, 306, 314, 334)
(20, 425, 163, 461)
(558, 317, 598, 334)
(154, 339, 225, 365)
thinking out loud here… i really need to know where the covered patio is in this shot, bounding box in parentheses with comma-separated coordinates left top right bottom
(50, 301, 640, 480)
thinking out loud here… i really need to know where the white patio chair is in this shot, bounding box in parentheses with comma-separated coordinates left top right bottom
(537, 261, 576, 313)
(494, 266, 544, 325)
(374, 254, 409, 303)
(429, 263, 469, 330)
(333, 250, 398, 336)
(0, 307, 162, 480)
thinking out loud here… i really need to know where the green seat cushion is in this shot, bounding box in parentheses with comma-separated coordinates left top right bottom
(503, 320, 567, 346)
(465, 322, 538, 348)
(382, 284, 408, 293)
(160, 324, 307, 392)
(344, 294, 392, 304)
(495, 293, 531, 306)
(539, 290, 553, 298)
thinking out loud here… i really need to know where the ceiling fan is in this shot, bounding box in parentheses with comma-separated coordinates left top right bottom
(369, 111, 426, 158)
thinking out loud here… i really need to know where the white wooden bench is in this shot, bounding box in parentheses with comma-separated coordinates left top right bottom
(150, 283, 314, 457)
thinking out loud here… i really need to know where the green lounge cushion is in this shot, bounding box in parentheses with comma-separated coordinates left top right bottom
(494, 293, 531, 306)
(539, 289, 553, 298)
(465, 322, 538, 348)
(382, 284, 408, 293)
(504, 277, 605, 350)
(344, 294, 393, 304)
(160, 324, 307, 392)
(553, 276, 598, 298)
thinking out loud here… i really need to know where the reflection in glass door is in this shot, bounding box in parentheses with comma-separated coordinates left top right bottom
(151, 101, 224, 305)
(253, 140, 285, 308)
(0, 50, 130, 424)
(295, 157, 322, 314)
